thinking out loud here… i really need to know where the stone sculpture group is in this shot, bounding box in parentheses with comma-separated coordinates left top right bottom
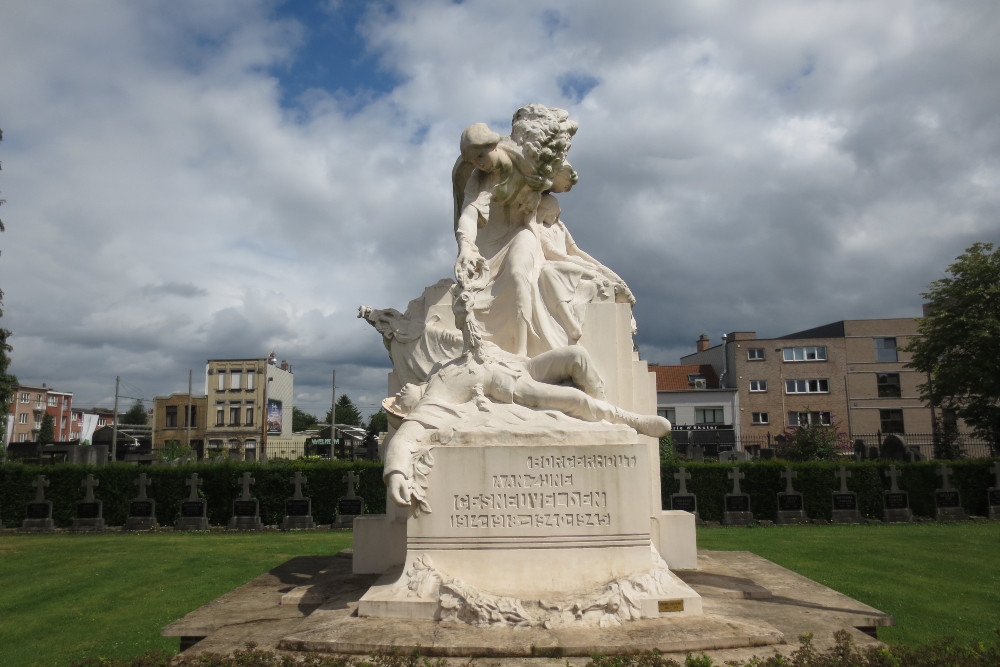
(356, 104, 699, 628)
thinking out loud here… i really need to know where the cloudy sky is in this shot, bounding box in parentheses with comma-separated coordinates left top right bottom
(2, 1, 998, 419)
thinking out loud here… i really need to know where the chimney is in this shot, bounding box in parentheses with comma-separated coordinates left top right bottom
(696, 333, 710, 352)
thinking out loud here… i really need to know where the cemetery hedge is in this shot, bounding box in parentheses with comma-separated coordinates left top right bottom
(0, 460, 386, 528)
(1, 459, 996, 527)
(661, 460, 997, 523)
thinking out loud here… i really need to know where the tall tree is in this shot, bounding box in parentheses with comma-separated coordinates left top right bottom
(906, 242, 1000, 453)
(121, 400, 148, 425)
(37, 414, 55, 444)
(292, 406, 318, 432)
(0, 128, 16, 449)
(324, 394, 362, 426)
(367, 408, 388, 435)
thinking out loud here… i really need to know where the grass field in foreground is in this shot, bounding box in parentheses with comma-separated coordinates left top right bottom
(1, 523, 997, 666)
(0, 531, 352, 667)
(697, 521, 1000, 648)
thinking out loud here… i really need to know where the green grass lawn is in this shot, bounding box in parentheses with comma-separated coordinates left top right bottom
(0, 531, 352, 667)
(697, 521, 1000, 648)
(1, 524, 998, 666)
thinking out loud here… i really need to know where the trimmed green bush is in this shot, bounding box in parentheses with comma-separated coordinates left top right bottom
(0, 461, 386, 528)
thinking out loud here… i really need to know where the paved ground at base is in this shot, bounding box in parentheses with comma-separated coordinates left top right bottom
(163, 549, 893, 664)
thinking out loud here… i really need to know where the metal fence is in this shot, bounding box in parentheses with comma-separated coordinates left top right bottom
(674, 429, 996, 461)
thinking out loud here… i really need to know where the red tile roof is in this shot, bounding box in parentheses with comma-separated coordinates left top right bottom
(648, 364, 719, 391)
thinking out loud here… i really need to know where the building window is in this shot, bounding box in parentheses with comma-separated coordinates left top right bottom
(880, 409, 904, 433)
(789, 411, 832, 426)
(216, 403, 225, 426)
(229, 404, 241, 425)
(877, 373, 901, 398)
(18, 433, 27, 442)
(48, 396, 59, 407)
(695, 407, 724, 424)
(749, 380, 767, 392)
(244, 439, 256, 450)
(245, 405, 254, 425)
(782, 346, 827, 362)
(747, 348, 765, 361)
(217, 373, 226, 391)
(230, 371, 242, 390)
(165, 406, 178, 428)
(18, 413, 27, 424)
(247, 372, 254, 390)
(875, 337, 898, 362)
(98, 418, 106, 426)
(228, 438, 240, 451)
(184, 405, 197, 427)
(20, 392, 29, 403)
(752, 412, 769, 424)
(658, 408, 676, 424)
(785, 379, 830, 394)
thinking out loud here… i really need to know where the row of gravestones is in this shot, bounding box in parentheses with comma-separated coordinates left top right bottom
(11, 470, 367, 532)
(670, 462, 1000, 526)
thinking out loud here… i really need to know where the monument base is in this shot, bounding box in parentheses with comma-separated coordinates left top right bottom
(776, 510, 808, 525)
(228, 516, 263, 530)
(71, 518, 106, 532)
(935, 507, 968, 522)
(357, 440, 702, 626)
(831, 510, 863, 524)
(881, 509, 912, 523)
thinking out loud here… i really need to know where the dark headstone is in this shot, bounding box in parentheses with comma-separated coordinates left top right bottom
(881, 465, 912, 523)
(776, 467, 807, 524)
(669, 467, 702, 524)
(853, 440, 866, 461)
(881, 434, 907, 461)
(71, 474, 106, 532)
(124, 473, 157, 530)
(22, 475, 55, 532)
(934, 464, 968, 521)
(723, 467, 753, 525)
(990, 462, 1000, 521)
(831, 466, 862, 524)
(334, 470, 365, 528)
(229, 472, 263, 530)
(176, 473, 210, 531)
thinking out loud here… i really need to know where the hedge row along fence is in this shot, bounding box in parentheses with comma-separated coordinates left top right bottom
(0, 459, 996, 528)
(0, 461, 386, 528)
(662, 460, 999, 523)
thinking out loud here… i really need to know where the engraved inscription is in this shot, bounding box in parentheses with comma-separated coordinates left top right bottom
(658, 599, 684, 613)
(492, 473, 574, 488)
(526, 454, 637, 469)
(454, 491, 607, 511)
(450, 512, 611, 528)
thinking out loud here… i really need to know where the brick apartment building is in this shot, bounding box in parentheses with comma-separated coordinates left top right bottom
(7, 384, 80, 444)
(680, 318, 929, 440)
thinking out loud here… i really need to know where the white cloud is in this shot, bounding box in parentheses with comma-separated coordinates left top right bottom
(2, 0, 999, 418)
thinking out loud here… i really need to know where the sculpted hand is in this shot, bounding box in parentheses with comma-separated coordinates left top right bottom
(387, 471, 412, 507)
(455, 246, 489, 290)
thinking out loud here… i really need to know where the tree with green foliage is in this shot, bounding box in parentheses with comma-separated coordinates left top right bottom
(367, 408, 388, 435)
(0, 128, 16, 451)
(324, 394, 362, 426)
(292, 406, 319, 432)
(120, 400, 148, 425)
(906, 242, 1000, 453)
(779, 417, 849, 461)
(37, 413, 55, 444)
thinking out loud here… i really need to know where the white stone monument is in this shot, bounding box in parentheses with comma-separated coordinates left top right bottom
(355, 104, 700, 628)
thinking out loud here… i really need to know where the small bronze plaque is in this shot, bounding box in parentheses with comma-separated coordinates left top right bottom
(658, 599, 684, 613)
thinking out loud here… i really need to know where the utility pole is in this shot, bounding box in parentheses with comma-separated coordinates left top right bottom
(186, 370, 193, 452)
(111, 375, 120, 462)
(330, 370, 336, 459)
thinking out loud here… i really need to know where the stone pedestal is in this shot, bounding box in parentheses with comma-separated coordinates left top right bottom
(776, 492, 807, 525)
(176, 500, 210, 531)
(831, 492, 862, 524)
(22, 501, 55, 532)
(358, 441, 701, 626)
(723, 494, 753, 526)
(881, 492, 912, 523)
(282, 498, 315, 530)
(934, 490, 968, 522)
(124, 499, 157, 531)
(72, 500, 106, 532)
(229, 499, 263, 530)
